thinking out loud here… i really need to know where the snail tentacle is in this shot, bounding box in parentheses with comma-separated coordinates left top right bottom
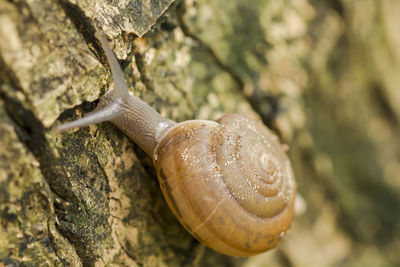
(55, 99, 122, 132)
(95, 31, 129, 98)
(56, 31, 176, 156)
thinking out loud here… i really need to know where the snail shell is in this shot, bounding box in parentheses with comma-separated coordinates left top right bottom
(154, 114, 296, 256)
(56, 31, 296, 256)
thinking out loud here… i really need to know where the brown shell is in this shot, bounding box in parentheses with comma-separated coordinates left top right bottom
(153, 114, 296, 256)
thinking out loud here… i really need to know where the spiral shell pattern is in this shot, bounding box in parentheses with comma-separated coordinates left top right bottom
(215, 114, 295, 218)
(153, 114, 296, 256)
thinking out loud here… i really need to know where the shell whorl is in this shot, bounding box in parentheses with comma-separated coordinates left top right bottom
(153, 114, 296, 256)
(214, 114, 295, 219)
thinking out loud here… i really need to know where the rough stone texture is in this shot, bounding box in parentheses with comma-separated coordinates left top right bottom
(1, 0, 399, 266)
(65, 0, 175, 38)
(0, 0, 106, 128)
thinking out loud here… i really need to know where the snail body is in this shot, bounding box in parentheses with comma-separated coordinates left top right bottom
(56, 31, 296, 256)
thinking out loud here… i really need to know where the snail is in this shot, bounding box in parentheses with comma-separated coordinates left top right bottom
(56, 31, 296, 256)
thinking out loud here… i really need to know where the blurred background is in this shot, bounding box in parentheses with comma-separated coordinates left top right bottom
(238, 0, 400, 266)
